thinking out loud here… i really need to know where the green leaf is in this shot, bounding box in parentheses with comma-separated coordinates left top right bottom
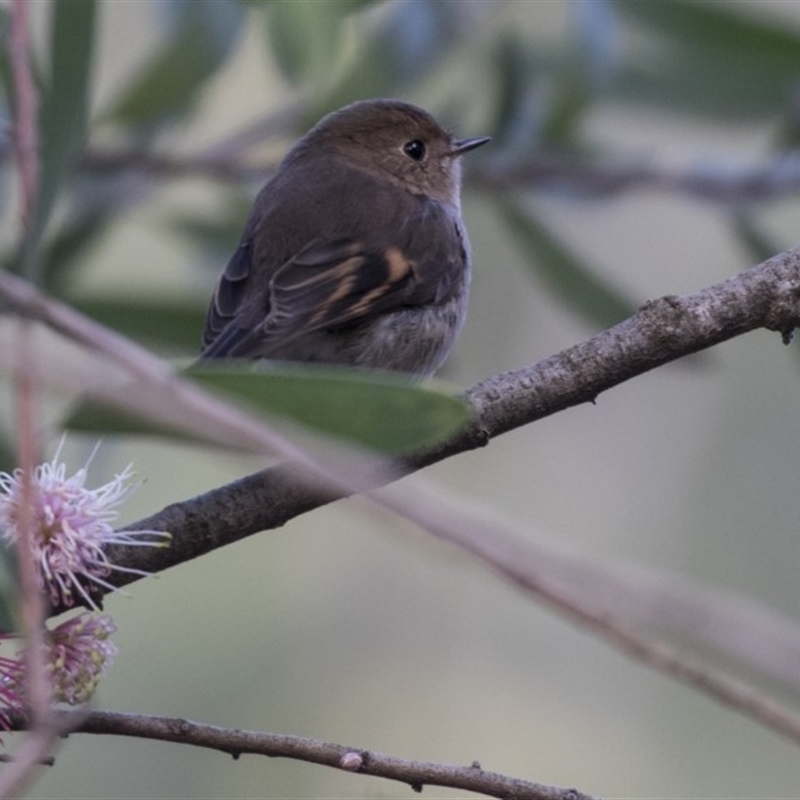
(538, 75, 592, 150)
(0, 6, 10, 104)
(489, 36, 551, 156)
(616, 0, 800, 63)
(496, 195, 636, 329)
(23, 0, 96, 282)
(612, 0, 800, 119)
(0, 428, 16, 474)
(67, 365, 471, 455)
(263, 0, 378, 85)
(0, 546, 17, 635)
(322, 0, 465, 108)
(65, 401, 199, 445)
(40, 203, 114, 295)
(0, 425, 18, 633)
(109, 0, 243, 128)
(540, 0, 614, 147)
(72, 296, 208, 352)
(170, 194, 255, 265)
(265, 0, 351, 85)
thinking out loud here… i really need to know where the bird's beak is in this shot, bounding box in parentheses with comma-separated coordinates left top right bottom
(450, 136, 491, 156)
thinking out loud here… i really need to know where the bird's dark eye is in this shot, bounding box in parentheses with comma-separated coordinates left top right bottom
(402, 139, 426, 161)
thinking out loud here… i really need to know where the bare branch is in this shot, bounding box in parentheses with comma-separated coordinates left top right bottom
(78, 147, 273, 183)
(66, 710, 597, 800)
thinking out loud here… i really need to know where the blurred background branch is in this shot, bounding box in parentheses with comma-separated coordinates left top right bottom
(6, 141, 800, 204)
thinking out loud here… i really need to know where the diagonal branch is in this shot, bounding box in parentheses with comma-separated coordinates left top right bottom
(3, 247, 800, 749)
(94, 247, 800, 747)
(108, 246, 800, 578)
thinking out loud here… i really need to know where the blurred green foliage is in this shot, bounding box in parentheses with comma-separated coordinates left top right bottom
(3, 0, 800, 457)
(2, 4, 800, 796)
(68, 364, 470, 455)
(109, 0, 244, 129)
(613, 0, 800, 117)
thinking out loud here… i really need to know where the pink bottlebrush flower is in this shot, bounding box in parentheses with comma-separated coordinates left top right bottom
(0, 612, 118, 724)
(0, 642, 25, 729)
(46, 612, 117, 705)
(0, 443, 170, 609)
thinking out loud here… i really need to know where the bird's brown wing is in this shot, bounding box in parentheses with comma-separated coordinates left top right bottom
(267, 238, 421, 332)
(200, 240, 255, 355)
(201, 238, 426, 359)
(200, 199, 466, 360)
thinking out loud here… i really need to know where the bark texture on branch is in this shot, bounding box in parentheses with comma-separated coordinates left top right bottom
(68, 710, 597, 800)
(105, 248, 800, 582)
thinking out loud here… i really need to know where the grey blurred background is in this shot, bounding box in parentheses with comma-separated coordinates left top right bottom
(5, 0, 800, 797)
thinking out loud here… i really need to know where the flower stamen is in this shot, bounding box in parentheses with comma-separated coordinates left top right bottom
(0, 446, 170, 609)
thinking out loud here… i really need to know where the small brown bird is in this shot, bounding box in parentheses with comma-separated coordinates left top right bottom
(200, 99, 489, 377)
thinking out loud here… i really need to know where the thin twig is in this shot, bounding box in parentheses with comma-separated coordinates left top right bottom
(0, 709, 86, 800)
(1, 3, 65, 797)
(66, 710, 596, 800)
(11, 322, 50, 721)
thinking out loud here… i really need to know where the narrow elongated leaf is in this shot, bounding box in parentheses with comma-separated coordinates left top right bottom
(66, 365, 471, 455)
(110, 0, 243, 128)
(574, 0, 617, 83)
(541, 0, 615, 147)
(72, 296, 208, 352)
(323, 0, 465, 108)
(0, 434, 18, 632)
(538, 76, 592, 150)
(265, 1, 348, 85)
(0, 6, 10, 102)
(0, 546, 17, 635)
(0, 428, 15, 474)
(616, 0, 800, 65)
(496, 196, 635, 329)
(66, 402, 201, 445)
(40, 204, 114, 294)
(265, 0, 391, 87)
(612, 0, 800, 119)
(489, 36, 554, 156)
(25, 0, 96, 282)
